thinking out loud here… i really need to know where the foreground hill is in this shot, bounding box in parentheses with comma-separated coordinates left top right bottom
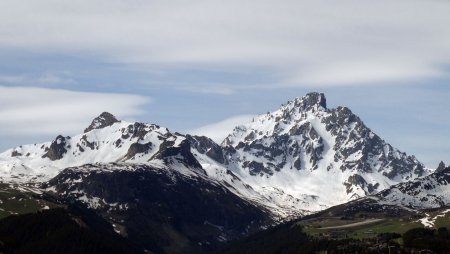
(42, 163, 274, 253)
(0, 207, 137, 254)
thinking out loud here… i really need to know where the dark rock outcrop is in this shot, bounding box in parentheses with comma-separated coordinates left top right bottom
(436, 161, 447, 173)
(11, 150, 22, 157)
(84, 112, 120, 133)
(186, 135, 226, 164)
(151, 139, 203, 171)
(294, 92, 327, 111)
(42, 135, 69, 161)
(125, 142, 153, 160)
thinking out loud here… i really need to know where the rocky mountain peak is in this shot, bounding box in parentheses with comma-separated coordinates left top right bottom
(84, 112, 120, 133)
(220, 92, 426, 209)
(436, 161, 447, 173)
(292, 92, 327, 111)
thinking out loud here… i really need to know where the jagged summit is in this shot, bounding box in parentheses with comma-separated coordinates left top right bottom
(222, 92, 425, 209)
(291, 92, 327, 111)
(436, 161, 447, 173)
(84, 112, 120, 133)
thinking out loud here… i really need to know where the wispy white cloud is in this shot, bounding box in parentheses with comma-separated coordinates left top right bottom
(0, 86, 151, 136)
(189, 115, 255, 144)
(287, 62, 448, 86)
(0, 72, 76, 86)
(1, 0, 450, 86)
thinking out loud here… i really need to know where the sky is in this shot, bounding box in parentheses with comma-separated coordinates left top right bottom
(0, 0, 449, 168)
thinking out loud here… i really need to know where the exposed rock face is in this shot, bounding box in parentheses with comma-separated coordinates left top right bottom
(11, 150, 22, 157)
(324, 106, 425, 178)
(436, 161, 447, 173)
(151, 139, 204, 170)
(121, 122, 159, 140)
(186, 135, 226, 164)
(345, 174, 367, 193)
(374, 165, 450, 209)
(293, 92, 327, 111)
(124, 142, 153, 160)
(42, 135, 69, 161)
(84, 112, 120, 133)
(80, 134, 97, 150)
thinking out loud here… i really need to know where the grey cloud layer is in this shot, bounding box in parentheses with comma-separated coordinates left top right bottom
(1, 0, 450, 86)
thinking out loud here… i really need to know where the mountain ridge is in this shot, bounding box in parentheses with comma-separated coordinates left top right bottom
(0, 92, 428, 217)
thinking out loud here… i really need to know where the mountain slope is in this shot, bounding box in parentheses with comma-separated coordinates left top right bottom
(221, 92, 426, 211)
(0, 114, 188, 182)
(0, 92, 428, 217)
(217, 167, 450, 254)
(0, 207, 137, 254)
(42, 163, 274, 254)
(373, 165, 450, 209)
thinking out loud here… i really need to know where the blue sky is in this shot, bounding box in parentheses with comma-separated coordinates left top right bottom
(0, 0, 449, 167)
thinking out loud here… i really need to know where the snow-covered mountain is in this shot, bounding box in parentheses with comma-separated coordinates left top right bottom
(0, 112, 207, 182)
(221, 92, 426, 211)
(0, 112, 289, 215)
(0, 92, 428, 217)
(372, 163, 450, 209)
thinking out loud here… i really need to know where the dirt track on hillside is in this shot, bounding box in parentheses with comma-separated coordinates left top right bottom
(319, 219, 384, 229)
